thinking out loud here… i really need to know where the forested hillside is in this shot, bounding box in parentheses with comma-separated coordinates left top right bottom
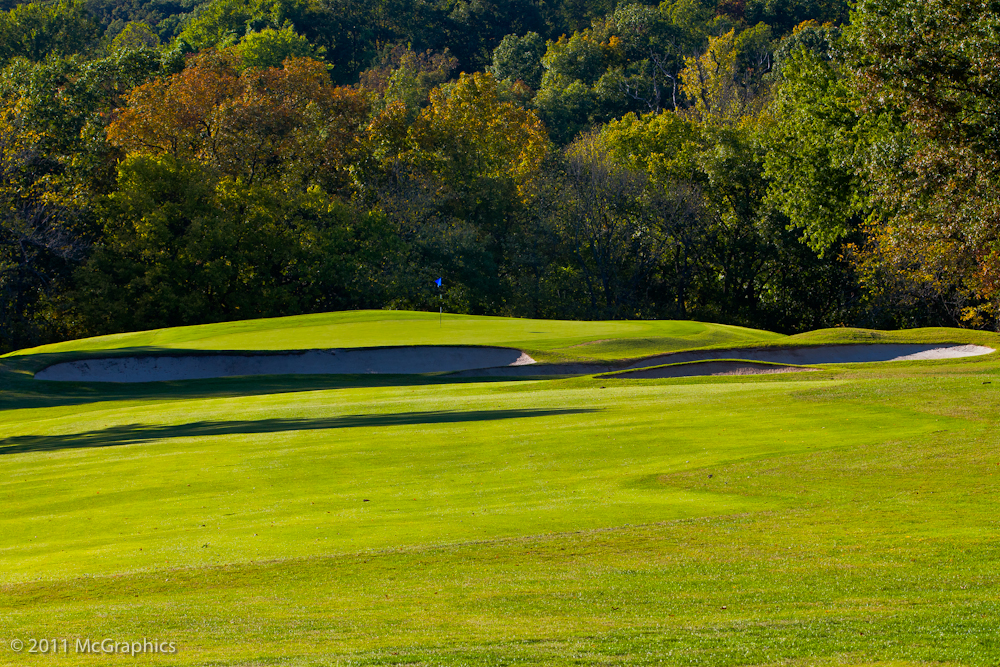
(0, 0, 993, 352)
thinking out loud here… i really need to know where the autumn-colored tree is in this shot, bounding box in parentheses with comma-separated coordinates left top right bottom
(679, 24, 773, 124)
(408, 71, 548, 188)
(360, 72, 550, 313)
(359, 45, 458, 118)
(107, 51, 368, 190)
(105, 50, 240, 159)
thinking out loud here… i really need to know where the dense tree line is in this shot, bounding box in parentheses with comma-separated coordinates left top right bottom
(0, 0, 995, 352)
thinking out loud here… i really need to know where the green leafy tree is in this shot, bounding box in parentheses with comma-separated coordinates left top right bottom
(489, 31, 545, 89)
(745, 0, 849, 36)
(0, 102, 88, 351)
(77, 154, 397, 331)
(772, 19, 840, 70)
(83, 0, 200, 42)
(179, 0, 337, 65)
(551, 131, 708, 318)
(763, 37, 866, 252)
(664, 0, 717, 38)
(533, 31, 605, 143)
(110, 20, 159, 51)
(234, 25, 318, 68)
(0, 0, 101, 66)
(0, 47, 165, 192)
(0, 46, 169, 347)
(601, 3, 688, 114)
(599, 104, 856, 329)
(531, 4, 758, 144)
(844, 0, 1000, 324)
(178, 0, 269, 49)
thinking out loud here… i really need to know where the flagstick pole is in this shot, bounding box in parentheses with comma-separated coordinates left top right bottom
(436, 278, 443, 325)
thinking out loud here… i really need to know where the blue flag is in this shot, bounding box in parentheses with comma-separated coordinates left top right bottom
(435, 278, 442, 287)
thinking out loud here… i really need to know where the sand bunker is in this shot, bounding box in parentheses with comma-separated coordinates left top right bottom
(34, 347, 535, 383)
(32, 342, 995, 383)
(625, 344, 993, 369)
(450, 343, 994, 379)
(610, 361, 816, 379)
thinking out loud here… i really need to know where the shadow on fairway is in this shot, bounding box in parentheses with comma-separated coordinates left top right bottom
(1, 352, 532, 412)
(0, 408, 598, 455)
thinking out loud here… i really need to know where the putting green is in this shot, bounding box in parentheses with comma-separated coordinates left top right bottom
(4, 310, 782, 363)
(2, 311, 999, 666)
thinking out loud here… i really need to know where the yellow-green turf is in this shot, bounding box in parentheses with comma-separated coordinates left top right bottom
(1, 311, 999, 665)
(2, 310, 782, 363)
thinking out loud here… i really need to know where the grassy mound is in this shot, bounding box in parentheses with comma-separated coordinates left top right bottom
(3, 310, 783, 363)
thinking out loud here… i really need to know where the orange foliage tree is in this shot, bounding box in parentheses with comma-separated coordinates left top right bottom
(107, 51, 369, 190)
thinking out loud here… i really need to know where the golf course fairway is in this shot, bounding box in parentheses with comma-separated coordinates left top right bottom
(2, 311, 999, 665)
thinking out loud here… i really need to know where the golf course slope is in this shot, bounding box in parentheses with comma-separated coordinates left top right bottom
(2, 310, 1000, 666)
(19, 310, 994, 382)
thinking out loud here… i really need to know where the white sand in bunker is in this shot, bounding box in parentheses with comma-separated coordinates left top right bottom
(611, 361, 816, 379)
(34, 347, 536, 383)
(625, 343, 994, 369)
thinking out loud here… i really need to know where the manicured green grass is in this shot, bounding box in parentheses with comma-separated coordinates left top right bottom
(1, 312, 999, 665)
(2, 310, 783, 364)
